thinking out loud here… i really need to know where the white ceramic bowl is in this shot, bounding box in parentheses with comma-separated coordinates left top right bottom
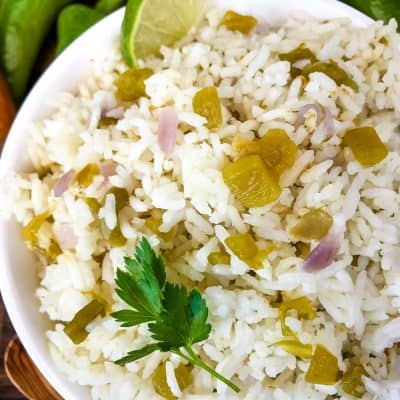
(0, 1, 371, 399)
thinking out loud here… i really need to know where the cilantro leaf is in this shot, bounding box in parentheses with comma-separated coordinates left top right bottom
(112, 237, 240, 393)
(114, 343, 160, 366)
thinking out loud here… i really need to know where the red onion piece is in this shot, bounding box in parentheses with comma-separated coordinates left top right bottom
(100, 161, 118, 178)
(100, 105, 111, 119)
(53, 169, 75, 197)
(294, 104, 325, 129)
(53, 222, 78, 250)
(303, 234, 340, 272)
(103, 107, 124, 120)
(255, 23, 268, 33)
(323, 109, 336, 137)
(244, 376, 259, 386)
(158, 107, 178, 154)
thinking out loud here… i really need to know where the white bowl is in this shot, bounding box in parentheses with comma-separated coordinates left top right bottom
(0, 1, 371, 399)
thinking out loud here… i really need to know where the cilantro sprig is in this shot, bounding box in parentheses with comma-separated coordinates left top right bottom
(112, 237, 240, 393)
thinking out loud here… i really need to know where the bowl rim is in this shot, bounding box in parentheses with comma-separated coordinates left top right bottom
(0, 1, 372, 399)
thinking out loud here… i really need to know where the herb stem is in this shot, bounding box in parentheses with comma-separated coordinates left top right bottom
(172, 347, 240, 393)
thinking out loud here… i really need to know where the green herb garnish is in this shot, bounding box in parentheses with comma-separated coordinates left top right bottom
(341, 0, 400, 26)
(112, 237, 240, 393)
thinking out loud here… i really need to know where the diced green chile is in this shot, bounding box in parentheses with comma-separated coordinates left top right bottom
(107, 187, 130, 212)
(305, 345, 341, 385)
(114, 67, 153, 102)
(64, 299, 105, 344)
(98, 117, 118, 128)
(342, 364, 367, 398)
(302, 60, 358, 91)
(222, 154, 282, 208)
(84, 197, 101, 214)
(290, 209, 333, 241)
(342, 126, 388, 167)
(220, 10, 258, 34)
(21, 210, 53, 248)
(76, 163, 100, 188)
(193, 86, 222, 129)
(279, 44, 317, 63)
(110, 224, 127, 247)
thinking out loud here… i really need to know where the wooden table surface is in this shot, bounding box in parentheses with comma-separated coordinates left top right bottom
(0, 296, 26, 400)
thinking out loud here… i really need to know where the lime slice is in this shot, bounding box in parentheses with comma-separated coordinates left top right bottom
(121, 0, 210, 66)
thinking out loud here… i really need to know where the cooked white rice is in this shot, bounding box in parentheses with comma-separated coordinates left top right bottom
(2, 8, 400, 400)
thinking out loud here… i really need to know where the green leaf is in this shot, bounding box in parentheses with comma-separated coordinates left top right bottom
(134, 236, 166, 289)
(341, 0, 400, 25)
(114, 265, 162, 320)
(149, 283, 190, 348)
(56, 1, 127, 56)
(114, 237, 165, 321)
(112, 237, 238, 392)
(56, 4, 104, 55)
(188, 289, 212, 345)
(148, 285, 211, 349)
(114, 343, 160, 365)
(369, 0, 400, 23)
(114, 268, 146, 311)
(341, 0, 371, 15)
(96, 0, 126, 14)
(0, 0, 74, 102)
(111, 309, 154, 327)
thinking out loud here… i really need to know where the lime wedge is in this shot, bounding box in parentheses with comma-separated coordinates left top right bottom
(121, 0, 210, 66)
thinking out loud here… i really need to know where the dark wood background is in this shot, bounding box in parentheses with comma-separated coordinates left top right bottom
(0, 296, 25, 400)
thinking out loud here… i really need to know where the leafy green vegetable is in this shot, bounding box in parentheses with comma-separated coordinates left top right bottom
(56, 0, 126, 55)
(0, 0, 73, 102)
(56, 5, 104, 55)
(341, 0, 400, 25)
(112, 237, 240, 393)
(96, 0, 126, 14)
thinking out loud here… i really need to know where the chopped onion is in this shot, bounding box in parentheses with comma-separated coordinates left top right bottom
(103, 107, 124, 119)
(53, 222, 78, 249)
(294, 104, 324, 130)
(158, 107, 178, 154)
(100, 161, 118, 178)
(303, 234, 340, 272)
(255, 23, 268, 33)
(244, 376, 259, 386)
(53, 169, 75, 197)
(323, 108, 335, 137)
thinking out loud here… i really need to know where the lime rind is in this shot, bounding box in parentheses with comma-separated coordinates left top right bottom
(121, 0, 146, 67)
(121, 0, 210, 66)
